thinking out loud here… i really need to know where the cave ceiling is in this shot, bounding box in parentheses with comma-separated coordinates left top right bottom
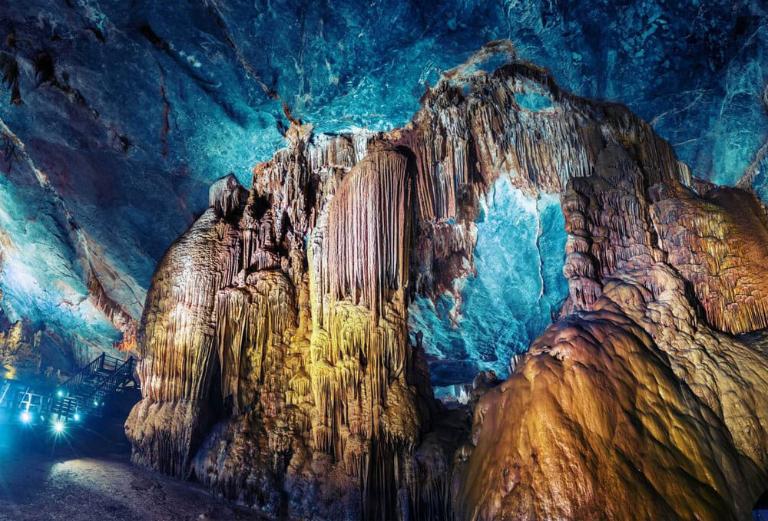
(0, 0, 766, 379)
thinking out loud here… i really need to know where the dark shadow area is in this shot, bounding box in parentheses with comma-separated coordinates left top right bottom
(755, 490, 768, 521)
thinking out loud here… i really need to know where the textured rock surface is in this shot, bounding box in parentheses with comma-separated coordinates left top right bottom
(127, 137, 442, 519)
(408, 180, 567, 391)
(127, 54, 768, 520)
(458, 266, 768, 520)
(448, 69, 768, 519)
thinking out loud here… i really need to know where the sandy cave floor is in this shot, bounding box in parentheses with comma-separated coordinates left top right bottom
(0, 422, 267, 521)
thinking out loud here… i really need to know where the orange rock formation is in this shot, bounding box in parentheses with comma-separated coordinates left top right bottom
(126, 58, 768, 520)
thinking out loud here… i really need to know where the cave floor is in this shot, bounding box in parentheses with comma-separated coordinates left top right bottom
(0, 424, 266, 521)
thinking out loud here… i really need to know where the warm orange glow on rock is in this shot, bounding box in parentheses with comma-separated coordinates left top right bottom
(125, 59, 768, 520)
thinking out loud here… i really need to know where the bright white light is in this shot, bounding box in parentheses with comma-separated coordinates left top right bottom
(4, 258, 39, 294)
(53, 420, 65, 434)
(56, 389, 64, 398)
(20, 410, 31, 423)
(93, 400, 98, 407)
(73, 413, 80, 422)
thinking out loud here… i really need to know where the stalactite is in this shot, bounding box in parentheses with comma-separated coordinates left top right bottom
(127, 56, 768, 520)
(322, 146, 411, 319)
(214, 272, 296, 414)
(86, 266, 137, 341)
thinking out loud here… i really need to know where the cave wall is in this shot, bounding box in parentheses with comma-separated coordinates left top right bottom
(0, 2, 766, 374)
(408, 177, 568, 392)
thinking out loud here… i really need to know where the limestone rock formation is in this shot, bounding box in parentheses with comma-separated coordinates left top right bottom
(127, 56, 768, 520)
(457, 265, 768, 520)
(1, 1, 766, 390)
(127, 140, 441, 519)
(0, 320, 40, 379)
(0, 289, 76, 381)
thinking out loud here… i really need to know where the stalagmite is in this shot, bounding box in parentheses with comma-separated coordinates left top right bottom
(126, 55, 768, 520)
(125, 175, 245, 477)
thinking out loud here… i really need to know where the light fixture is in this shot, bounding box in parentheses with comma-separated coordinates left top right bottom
(20, 410, 31, 423)
(93, 400, 98, 407)
(73, 413, 81, 422)
(56, 389, 64, 398)
(53, 420, 65, 434)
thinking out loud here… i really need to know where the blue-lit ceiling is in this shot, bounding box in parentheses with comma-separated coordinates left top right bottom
(0, 0, 765, 379)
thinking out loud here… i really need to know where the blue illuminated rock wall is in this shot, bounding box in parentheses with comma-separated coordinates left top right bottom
(409, 178, 568, 390)
(0, 142, 120, 364)
(0, 0, 765, 371)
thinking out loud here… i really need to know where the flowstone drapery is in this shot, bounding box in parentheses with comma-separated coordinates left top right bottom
(127, 59, 768, 520)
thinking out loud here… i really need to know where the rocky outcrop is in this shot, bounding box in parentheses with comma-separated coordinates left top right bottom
(449, 67, 768, 519)
(127, 56, 768, 520)
(126, 175, 244, 476)
(127, 140, 442, 518)
(457, 264, 768, 520)
(0, 289, 77, 381)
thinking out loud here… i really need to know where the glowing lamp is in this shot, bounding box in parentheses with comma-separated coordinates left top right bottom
(93, 400, 98, 407)
(20, 410, 31, 423)
(53, 420, 65, 434)
(56, 389, 64, 398)
(73, 413, 81, 422)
